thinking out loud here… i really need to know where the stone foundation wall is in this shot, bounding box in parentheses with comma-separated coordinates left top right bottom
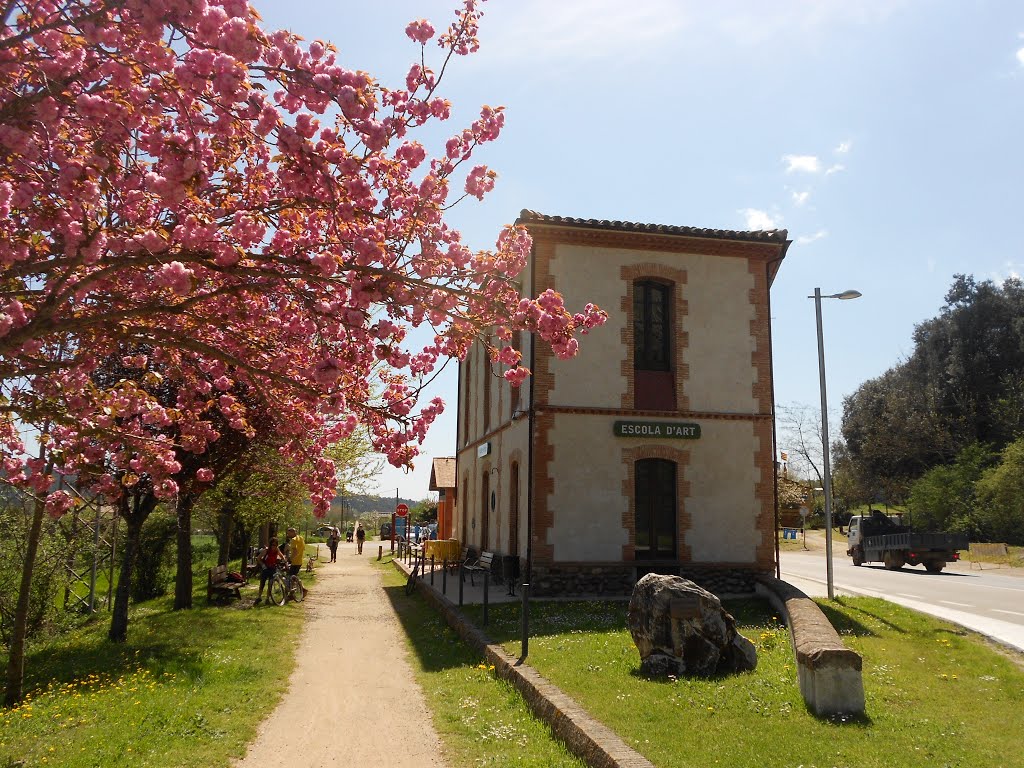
(530, 564, 765, 597)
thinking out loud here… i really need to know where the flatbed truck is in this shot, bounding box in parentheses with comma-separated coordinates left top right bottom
(846, 511, 968, 573)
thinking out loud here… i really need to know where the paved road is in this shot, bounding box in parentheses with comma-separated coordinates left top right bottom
(779, 547, 1024, 652)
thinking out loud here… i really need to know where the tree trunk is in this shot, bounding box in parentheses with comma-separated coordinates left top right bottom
(4, 494, 47, 707)
(174, 493, 195, 610)
(217, 502, 232, 567)
(108, 513, 143, 643)
(108, 492, 157, 644)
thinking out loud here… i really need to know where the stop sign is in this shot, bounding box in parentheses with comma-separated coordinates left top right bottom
(396, 503, 409, 517)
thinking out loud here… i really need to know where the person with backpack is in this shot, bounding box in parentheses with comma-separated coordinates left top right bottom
(254, 537, 284, 605)
(355, 522, 365, 554)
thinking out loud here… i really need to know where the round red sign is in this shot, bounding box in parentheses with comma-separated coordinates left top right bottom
(395, 503, 409, 517)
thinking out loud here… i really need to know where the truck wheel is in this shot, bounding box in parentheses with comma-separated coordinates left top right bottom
(852, 549, 864, 567)
(925, 561, 945, 574)
(883, 551, 904, 570)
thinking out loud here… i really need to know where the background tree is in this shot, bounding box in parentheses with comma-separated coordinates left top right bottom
(907, 442, 994, 538)
(842, 275, 1024, 502)
(974, 437, 1024, 545)
(776, 403, 827, 491)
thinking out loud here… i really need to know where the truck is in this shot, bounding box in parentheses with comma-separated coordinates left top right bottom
(846, 510, 969, 573)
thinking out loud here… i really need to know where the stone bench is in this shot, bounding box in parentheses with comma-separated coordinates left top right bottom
(756, 576, 864, 717)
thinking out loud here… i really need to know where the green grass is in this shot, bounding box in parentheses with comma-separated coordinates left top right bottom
(1, 573, 308, 767)
(373, 554, 586, 768)
(459, 597, 1024, 768)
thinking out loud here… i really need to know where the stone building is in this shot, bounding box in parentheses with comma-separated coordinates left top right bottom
(454, 210, 791, 595)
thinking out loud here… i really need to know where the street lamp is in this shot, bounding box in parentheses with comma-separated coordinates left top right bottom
(810, 287, 861, 599)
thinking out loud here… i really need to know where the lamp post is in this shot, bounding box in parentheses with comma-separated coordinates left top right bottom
(810, 287, 861, 599)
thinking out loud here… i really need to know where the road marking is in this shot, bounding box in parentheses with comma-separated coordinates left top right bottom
(939, 600, 972, 608)
(895, 593, 921, 599)
(993, 609, 1024, 618)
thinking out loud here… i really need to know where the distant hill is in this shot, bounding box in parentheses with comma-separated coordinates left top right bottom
(330, 493, 418, 518)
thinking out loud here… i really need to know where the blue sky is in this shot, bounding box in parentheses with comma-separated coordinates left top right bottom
(257, 1, 1024, 500)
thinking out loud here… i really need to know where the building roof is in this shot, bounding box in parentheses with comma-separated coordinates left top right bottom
(516, 209, 789, 245)
(429, 457, 456, 491)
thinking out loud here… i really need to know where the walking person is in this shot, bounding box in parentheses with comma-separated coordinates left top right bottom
(355, 522, 365, 554)
(327, 528, 339, 562)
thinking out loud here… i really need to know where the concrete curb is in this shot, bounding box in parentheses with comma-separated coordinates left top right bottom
(756, 576, 865, 717)
(393, 560, 655, 768)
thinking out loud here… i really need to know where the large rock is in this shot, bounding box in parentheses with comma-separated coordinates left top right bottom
(627, 573, 757, 678)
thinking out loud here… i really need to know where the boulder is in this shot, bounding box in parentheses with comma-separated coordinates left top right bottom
(627, 573, 757, 678)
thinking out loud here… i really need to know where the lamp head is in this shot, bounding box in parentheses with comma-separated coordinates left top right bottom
(834, 290, 862, 300)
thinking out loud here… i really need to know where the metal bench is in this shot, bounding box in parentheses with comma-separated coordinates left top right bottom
(464, 551, 493, 587)
(207, 564, 243, 602)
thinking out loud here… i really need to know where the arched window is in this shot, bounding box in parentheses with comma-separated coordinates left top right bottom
(633, 280, 675, 410)
(634, 458, 676, 560)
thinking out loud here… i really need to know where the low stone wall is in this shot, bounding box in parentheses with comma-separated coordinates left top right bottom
(756, 576, 865, 717)
(531, 564, 761, 597)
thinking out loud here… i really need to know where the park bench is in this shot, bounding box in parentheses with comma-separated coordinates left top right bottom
(207, 564, 243, 602)
(464, 550, 494, 587)
(969, 542, 1009, 569)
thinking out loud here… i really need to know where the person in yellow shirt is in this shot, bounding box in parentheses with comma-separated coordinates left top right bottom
(285, 527, 305, 578)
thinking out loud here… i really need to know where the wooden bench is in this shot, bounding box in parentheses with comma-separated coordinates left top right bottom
(207, 564, 243, 602)
(464, 551, 494, 587)
(969, 542, 1009, 569)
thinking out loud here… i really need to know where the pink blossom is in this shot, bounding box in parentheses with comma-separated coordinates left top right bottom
(405, 19, 436, 44)
(155, 261, 193, 295)
(464, 165, 495, 200)
(196, 468, 214, 482)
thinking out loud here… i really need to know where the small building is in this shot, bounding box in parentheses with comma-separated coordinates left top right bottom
(455, 211, 790, 595)
(429, 456, 457, 540)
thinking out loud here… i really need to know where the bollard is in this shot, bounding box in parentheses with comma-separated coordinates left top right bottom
(458, 562, 464, 606)
(521, 583, 530, 659)
(442, 560, 448, 594)
(377, 545, 382, 561)
(483, 571, 489, 626)
(430, 555, 435, 585)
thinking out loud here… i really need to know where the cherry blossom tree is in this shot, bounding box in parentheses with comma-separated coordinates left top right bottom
(0, 0, 606, 704)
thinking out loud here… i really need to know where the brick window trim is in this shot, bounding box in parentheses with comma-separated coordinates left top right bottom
(621, 444, 693, 563)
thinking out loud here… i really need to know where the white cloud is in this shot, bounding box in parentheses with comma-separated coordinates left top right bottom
(796, 229, 828, 246)
(783, 154, 820, 173)
(825, 163, 846, 175)
(835, 140, 852, 154)
(1017, 47, 1024, 66)
(740, 208, 779, 230)
(792, 190, 810, 206)
(482, 0, 687, 62)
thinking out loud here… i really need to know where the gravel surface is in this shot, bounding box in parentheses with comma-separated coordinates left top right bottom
(234, 540, 449, 768)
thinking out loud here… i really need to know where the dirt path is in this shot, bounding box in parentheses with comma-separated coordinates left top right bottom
(234, 540, 449, 768)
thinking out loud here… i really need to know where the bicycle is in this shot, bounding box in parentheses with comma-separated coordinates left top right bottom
(269, 562, 306, 606)
(405, 555, 421, 596)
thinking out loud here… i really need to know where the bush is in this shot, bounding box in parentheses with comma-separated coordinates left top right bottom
(0, 494, 73, 646)
(130, 509, 177, 602)
(974, 438, 1024, 545)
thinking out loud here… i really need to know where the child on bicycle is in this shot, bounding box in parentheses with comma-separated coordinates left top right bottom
(254, 537, 284, 604)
